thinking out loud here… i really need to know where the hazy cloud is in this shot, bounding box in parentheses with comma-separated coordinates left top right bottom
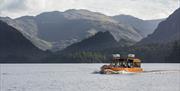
(0, 0, 179, 19)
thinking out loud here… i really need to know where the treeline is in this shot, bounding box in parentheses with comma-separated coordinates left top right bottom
(165, 41, 180, 62)
(44, 40, 180, 63)
(44, 51, 108, 63)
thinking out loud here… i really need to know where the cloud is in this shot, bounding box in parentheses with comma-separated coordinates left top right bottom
(0, 0, 179, 19)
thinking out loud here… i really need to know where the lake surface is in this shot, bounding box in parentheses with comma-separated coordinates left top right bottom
(0, 63, 180, 91)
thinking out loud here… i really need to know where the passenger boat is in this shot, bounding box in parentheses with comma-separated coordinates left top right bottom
(100, 54, 143, 74)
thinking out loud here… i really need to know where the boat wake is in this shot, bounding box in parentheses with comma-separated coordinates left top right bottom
(142, 70, 180, 74)
(93, 70, 180, 75)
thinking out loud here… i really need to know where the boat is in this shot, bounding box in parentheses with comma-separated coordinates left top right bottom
(100, 54, 143, 74)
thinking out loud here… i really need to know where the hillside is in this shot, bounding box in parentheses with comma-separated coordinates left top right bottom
(0, 20, 47, 63)
(139, 8, 180, 44)
(113, 15, 163, 37)
(0, 17, 52, 51)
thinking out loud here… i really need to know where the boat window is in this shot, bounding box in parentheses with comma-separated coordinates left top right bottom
(133, 62, 141, 67)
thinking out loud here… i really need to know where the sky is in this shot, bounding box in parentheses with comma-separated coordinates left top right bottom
(0, 0, 179, 20)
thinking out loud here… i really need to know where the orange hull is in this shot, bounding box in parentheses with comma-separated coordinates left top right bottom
(110, 67, 143, 72)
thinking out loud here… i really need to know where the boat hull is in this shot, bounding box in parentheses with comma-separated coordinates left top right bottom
(100, 65, 143, 74)
(110, 67, 143, 72)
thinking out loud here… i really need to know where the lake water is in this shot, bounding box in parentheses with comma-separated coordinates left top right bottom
(0, 63, 180, 91)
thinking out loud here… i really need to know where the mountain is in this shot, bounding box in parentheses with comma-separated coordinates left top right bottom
(35, 9, 142, 50)
(1, 9, 143, 51)
(113, 15, 163, 37)
(0, 20, 47, 63)
(62, 31, 119, 52)
(139, 8, 180, 44)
